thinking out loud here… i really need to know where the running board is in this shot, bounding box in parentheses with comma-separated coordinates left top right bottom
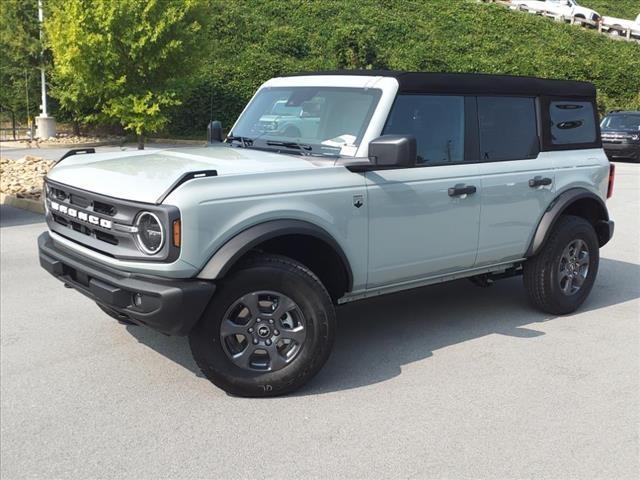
(338, 259, 526, 304)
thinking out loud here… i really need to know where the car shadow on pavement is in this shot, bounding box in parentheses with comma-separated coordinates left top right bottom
(0, 205, 44, 228)
(124, 257, 640, 395)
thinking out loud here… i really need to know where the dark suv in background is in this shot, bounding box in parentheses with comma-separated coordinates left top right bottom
(601, 111, 640, 162)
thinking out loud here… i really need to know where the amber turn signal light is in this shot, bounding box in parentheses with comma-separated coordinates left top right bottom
(172, 219, 181, 247)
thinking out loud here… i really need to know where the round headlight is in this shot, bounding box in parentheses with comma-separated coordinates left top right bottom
(135, 212, 164, 254)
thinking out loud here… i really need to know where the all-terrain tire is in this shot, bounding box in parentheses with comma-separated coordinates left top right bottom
(523, 215, 599, 315)
(189, 254, 336, 397)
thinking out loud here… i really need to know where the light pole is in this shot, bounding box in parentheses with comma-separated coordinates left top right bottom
(35, 0, 56, 139)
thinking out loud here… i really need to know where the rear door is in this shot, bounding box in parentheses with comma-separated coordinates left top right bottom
(366, 95, 482, 288)
(474, 96, 556, 266)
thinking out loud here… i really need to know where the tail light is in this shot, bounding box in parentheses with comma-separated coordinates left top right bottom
(607, 163, 615, 199)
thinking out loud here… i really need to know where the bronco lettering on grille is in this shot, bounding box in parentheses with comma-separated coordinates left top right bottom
(50, 201, 112, 229)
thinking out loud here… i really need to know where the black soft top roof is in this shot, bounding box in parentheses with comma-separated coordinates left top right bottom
(284, 70, 596, 98)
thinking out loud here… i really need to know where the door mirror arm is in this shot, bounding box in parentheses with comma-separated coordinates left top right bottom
(368, 135, 417, 168)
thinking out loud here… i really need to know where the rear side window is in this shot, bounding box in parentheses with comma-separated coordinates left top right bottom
(383, 95, 465, 165)
(478, 96, 539, 162)
(549, 101, 597, 145)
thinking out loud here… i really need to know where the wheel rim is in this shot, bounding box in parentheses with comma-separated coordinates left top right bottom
(558, 239, 590, 296)
(220, 291, 307, 372)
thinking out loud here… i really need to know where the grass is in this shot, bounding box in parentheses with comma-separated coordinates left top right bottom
(582, 1, 639, 19)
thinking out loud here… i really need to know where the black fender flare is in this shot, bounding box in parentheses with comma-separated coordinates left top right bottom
(526, 188, 612, 257)
(197, 219, 354, 290)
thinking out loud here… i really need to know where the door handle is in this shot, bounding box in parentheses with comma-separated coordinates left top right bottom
(448, 184, 477, 197)
(529, 176, 552, 188)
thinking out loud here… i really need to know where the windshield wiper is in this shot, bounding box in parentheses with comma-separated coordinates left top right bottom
(265, 140, 313, 154)
(226, 135, 253, 148)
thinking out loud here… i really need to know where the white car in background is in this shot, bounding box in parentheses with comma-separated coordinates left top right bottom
(511, 0, 601, 23)
(602, 14, 640, 38)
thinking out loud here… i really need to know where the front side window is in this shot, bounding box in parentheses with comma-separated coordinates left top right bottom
(550, 101, 597, 145)
(231, 87, 382, 157)
(478, 96, 539, 162)
(383, 95, 465, 165)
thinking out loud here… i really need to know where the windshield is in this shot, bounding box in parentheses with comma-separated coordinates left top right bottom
(230, 87, 382, 156)
(601, 114, 640, 131)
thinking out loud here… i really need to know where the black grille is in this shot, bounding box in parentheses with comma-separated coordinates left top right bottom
(54, 213, 118, 244)
(95, 230, 119, 245)
(53, 213, 68, 227)
(70, 194, 91, 209)
(51, 187, 68, 201)
(93, 200, 117, 216)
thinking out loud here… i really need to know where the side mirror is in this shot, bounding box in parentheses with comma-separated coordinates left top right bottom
(368, 135, 417, 167)
(207, 120, 223, 143)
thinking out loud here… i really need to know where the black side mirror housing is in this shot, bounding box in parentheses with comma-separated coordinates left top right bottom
(368, 135, 417, 167)
(207, 120, 223, 143)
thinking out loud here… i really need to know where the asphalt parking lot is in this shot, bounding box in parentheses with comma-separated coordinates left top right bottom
(1, 162, 638, 479)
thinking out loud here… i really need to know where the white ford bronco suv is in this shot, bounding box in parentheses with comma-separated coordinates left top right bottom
(38, 71, 615, 396)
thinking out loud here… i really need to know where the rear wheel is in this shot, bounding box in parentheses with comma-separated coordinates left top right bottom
(523, 215, 599, 315)
(610, 26, 624, 36)
(189, 254, 335, 397)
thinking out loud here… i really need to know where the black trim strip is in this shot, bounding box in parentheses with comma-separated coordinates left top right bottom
(57, 148, 96, 165)
(526, 188, 610, 257)
(155, 170, 217, 204)
(198, 219, 354, 292)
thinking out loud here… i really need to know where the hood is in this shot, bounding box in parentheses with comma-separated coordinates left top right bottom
(601, 127, 640, 134)
(46, 144, 334, 204)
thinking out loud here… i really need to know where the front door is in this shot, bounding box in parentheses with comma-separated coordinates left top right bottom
(366, 95, 482, 288)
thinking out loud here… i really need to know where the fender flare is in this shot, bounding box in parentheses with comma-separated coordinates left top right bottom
(197, 219, 354, 290)
(526, 188, 611, 257)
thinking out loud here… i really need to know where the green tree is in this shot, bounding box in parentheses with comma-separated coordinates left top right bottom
(46, 0, 205, 148)
(0, 0, 43, 136)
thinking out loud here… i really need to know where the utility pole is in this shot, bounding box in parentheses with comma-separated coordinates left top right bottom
(35, 0, 56, 139)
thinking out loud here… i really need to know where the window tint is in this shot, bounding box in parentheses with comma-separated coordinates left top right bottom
(478, 96, 539, 162)
(550, 101, 596, 145)
(383, 95, 465, 164)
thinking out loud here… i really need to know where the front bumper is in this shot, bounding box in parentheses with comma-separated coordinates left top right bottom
(38, 232, 215, 335)
(603, 143, 640, 161)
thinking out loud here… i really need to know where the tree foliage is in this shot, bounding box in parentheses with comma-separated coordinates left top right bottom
(582, 1, 639, 19)
(0, 0, 43, 125)
(46, 0, 205, 146)
(36, 0, 639, 138)
(167, 0, 640, 136)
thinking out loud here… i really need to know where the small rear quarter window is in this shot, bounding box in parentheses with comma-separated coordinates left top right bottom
(550, 101, 596, 145)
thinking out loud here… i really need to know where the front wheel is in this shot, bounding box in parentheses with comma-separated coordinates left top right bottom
(523, 215, 600, 315)
(189, 254, 335, 397)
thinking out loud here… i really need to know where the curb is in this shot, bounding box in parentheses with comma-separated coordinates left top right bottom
(0, 193, 45, 214)
(147, 138, 206, 145)
(1, 138, 205, 149)
(37, 140, 123, 148)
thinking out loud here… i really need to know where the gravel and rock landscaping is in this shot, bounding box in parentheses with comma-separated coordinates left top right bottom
(1, 156, 54, 201)
(38, 134, 123, 145)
